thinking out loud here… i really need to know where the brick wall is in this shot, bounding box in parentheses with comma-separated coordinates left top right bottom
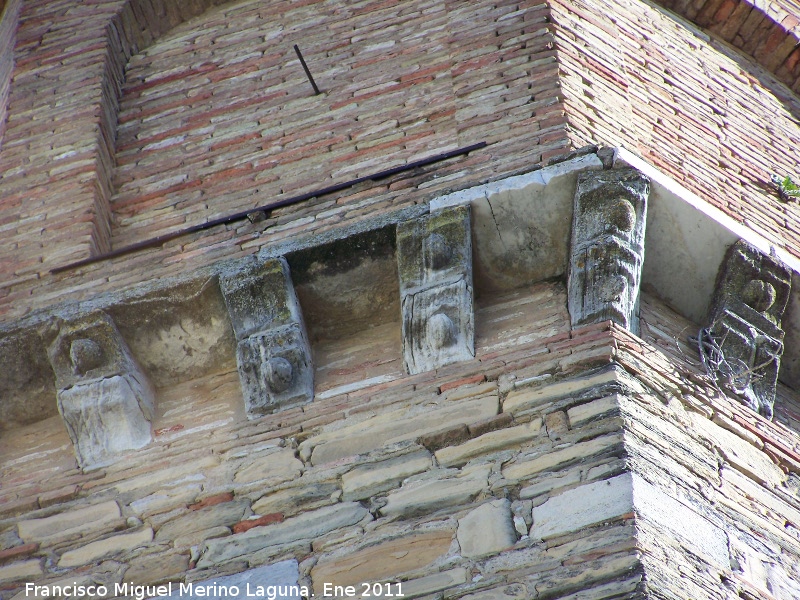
(0, 0, 569, 322)
(551, 0, 800, 263)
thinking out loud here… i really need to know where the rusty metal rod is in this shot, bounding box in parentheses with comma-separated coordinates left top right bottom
(294, 44, 320, 95)
(51, 141, 487, 274)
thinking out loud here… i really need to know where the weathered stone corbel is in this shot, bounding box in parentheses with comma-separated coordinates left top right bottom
(397, 205, 474, 374)
(220, 258, 313, 417)
(47, 312, 155, 469)
(568, 168, 650, 334)
(700, 240, 791, 419)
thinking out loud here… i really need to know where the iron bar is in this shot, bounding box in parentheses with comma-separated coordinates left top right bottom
(51, 141, 487, 274)
(294, 45, 320, 95)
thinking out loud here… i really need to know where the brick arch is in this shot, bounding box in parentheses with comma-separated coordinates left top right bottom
(655, 0, 800, 94)
(0, 0, 20, 151)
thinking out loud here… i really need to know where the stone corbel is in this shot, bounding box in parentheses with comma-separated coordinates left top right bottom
(568, 168, 650, 334)
(220, 258, 313, 417)
(700, 240, 791, 419)
(397, 205, 474, 374)
(47, 312, 155, 469)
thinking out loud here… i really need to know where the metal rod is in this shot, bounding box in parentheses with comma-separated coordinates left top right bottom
(294, 44, 320, 95)
(50, 141, 487, 274)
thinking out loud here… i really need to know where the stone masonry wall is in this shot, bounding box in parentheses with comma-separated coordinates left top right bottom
(1, 285, 799, 599)
(0, 0, 569, 322)
(551, 0, 800, 267)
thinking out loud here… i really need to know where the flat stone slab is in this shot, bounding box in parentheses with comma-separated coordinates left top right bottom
(155, 560, 301, 600)
(198, 502, 369, 568)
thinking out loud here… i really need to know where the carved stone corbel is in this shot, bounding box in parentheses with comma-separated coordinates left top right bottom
(47, 312, 155, 469)
(568, 168, 650, 334)
(397, 205, 474, 374)
(220, 258, 313, 417)
(701, 240, 791, 419)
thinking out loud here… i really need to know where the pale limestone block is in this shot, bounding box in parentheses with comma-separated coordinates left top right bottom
(164, 560, 301, 600)
(566, 395, 620, 428)
(58, 527, 154, 568)
(303, 395, 499, 466)
(17, 500, 121, 543)
(503, 369, 621, 415)
(457, 499, 517, 558)
(532, 473, 633, 540)
(435, 419, 542, 468)
(198, 502, 369, 568)
(123, 552, 190, 584)
(0, 559, 43, 584)
(310, 530, 454, 591)
(502, 433, 622, 482)
(380, 465, 490, 518)
(400, 567, 468, 597)
(233, 449, 304, 484)
(342, 450, 432, 501)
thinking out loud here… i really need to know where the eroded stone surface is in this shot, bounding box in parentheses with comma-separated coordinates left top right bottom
(397, 206, 474, 374)
(701, 240, 791, 419)
(220, 258, 313, 416)
(568, 169, 650, 333)
(17, 501, 121, 544)
(457, 499, 517, 558)
(46, 312, 155, 468)
(310, 530, 453, 591)
(198, 503, 369, 568)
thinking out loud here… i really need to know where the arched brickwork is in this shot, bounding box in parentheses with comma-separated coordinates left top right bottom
(0, 0, 18, 151)
(655, 0, 800, 93)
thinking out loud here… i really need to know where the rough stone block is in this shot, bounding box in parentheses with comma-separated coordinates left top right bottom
(502, 433, 622, 481)
(220, 258, 313, 417)
(342, 450, 432, 501)
(302, 394, 499, 466)
(532, 473, 633, 540)
(567, 395, 620, 428)
(503, 368, 622, 415)
(233, 448, 304, 485)
(17, 500, 121, 544)
(400, 568, 468, 597)
(310, 530, 453, 591)
(0, 559, 42, 584)
(47, 312, 155, 468)
(397, 205, 474, 374)
(435, 419, 542, 467)
(380, 465, 490, 518)
(155, 499, 251, 541)
(457, 499, 517, 558)
(161, 560, 301, 600)
(58, 527, 153, 568)
(198, 503, 369, 568)
(568, 168, 650, 333)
